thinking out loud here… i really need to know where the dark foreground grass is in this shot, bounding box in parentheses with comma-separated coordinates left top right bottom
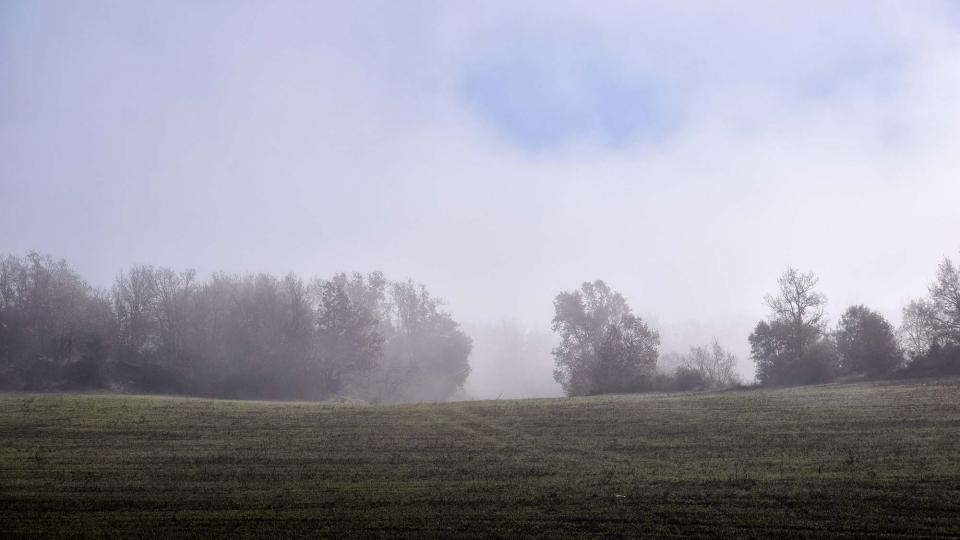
(2, 380, 959, 538)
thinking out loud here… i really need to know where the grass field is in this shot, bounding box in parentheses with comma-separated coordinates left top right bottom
(2, 380, 959, 538)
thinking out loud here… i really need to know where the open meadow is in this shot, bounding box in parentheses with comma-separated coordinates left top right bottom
(2, 380, 959, 538)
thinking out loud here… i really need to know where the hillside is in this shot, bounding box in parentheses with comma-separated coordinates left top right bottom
(2, 380, 959, 537)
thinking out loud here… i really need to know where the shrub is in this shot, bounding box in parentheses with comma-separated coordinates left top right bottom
(897, 343, 960, 378)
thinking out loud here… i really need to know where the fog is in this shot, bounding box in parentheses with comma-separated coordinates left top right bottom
(463, 321, 561, 399)
(3, 2, 960, 394)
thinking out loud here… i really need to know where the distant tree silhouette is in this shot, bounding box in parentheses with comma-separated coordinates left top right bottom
(750, 267, 838, 386)
(328, 273, 473, 402)
(680, 340, 740, 389)
(551, 280, 659, 396)
(311, 281, 383, 397)
(929, 256, 960, 344)
(0, 253, 112, 390)
(899, 252, 960, 377)
(899, 299, 940, 357)
(836, 305, 902, 378)
(0, 251, 471, 401)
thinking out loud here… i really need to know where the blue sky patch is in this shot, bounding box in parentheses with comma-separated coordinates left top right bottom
(459, 40, 676, 151)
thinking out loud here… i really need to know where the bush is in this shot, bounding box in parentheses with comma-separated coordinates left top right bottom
(114, 359, 190, 395)
(792, 340, 841, 385)
(671, 366, 708, 391)
(897, 343, 960, 378)
(65, 356, 106, 389)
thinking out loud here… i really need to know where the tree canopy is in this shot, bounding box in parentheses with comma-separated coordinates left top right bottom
(0, 253, 470, 402)
(836, 305, 901, 378)
(551, 280, 659, 396)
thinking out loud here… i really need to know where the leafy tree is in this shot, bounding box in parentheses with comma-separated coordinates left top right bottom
(798, 338, 841, 384)
(749, 320, 792, 385)
(177, 273, 279, 396)
(183, 272, 318, 398)
(0, 252, 471, 401)
(551, 280, 659, 396)
(311, 282, 383, 397)
(330, 273, 472, 402)
(0, 253, 111, 389)
(384, 280, 472, 401)
(670, 366, 708, 392)
(835, 305, 901, 378)
(898, 342, 960, 378)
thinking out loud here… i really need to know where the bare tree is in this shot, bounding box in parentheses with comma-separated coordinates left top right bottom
(930, 257, 960, 343)
(763, 267, 827, 358)
(112, 266, 159, 355)
(900, 254, 960, 357)
(751, 267, 837, 386)
(899, 299, 940, 357)
(681, 339, 740, 389)
(154, 268, 196, 370)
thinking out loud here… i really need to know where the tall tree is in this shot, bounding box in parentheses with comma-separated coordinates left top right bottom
(899, 253, 960, 359)
(311, 282, 382, 397)
(750, 267, 837, 386)
(0, 253, 109, 389)
(327, 273, 472, 402)
(899, 299, 940, 357)
(112, 266, 159, 356)
(385, 280, 472, 402)
(154, 268, 196, 373)
(763, 267, 826, 358)
(551, 280, 659, 396)
(835, 305, 902, 378)
(929, 257, 960, 344)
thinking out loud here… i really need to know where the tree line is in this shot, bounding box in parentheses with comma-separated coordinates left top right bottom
(4, 250, 958, 401)
(551, 252, 960, 396)
(0, 253, 471, 402)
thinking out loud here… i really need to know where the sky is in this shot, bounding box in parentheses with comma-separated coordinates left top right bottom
(2, 1, 960, 387)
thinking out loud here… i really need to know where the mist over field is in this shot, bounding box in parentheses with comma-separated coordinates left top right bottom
(6, 3, 960, 537)
(3, 1, 960, 391)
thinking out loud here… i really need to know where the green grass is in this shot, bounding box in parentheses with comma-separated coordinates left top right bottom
(2, 380, 959, 538)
